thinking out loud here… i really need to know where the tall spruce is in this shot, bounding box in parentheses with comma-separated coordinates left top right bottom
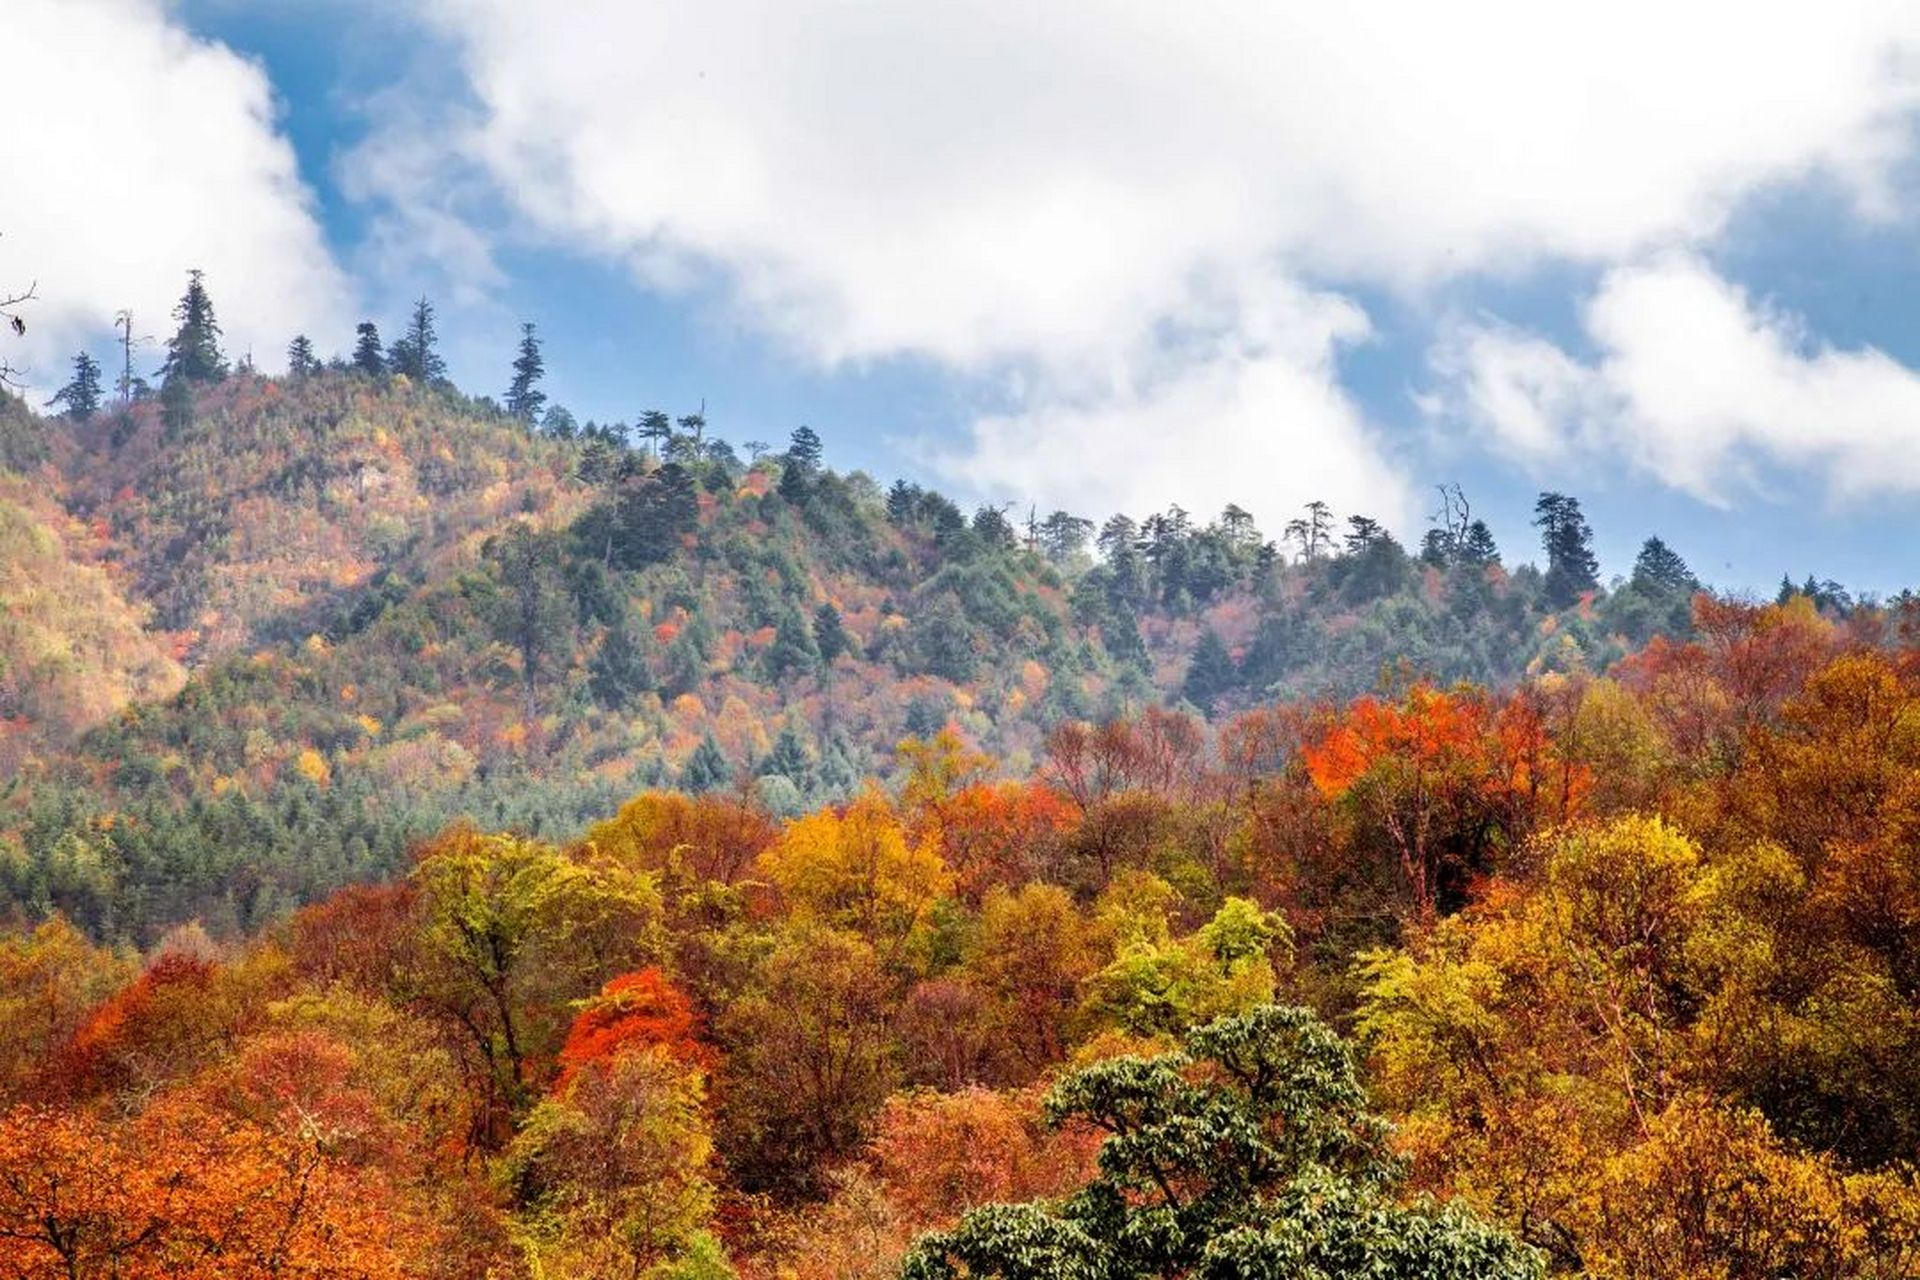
(390, 296, 445, 382)
(46, 352, 103, 420)
(285, 334, 320, 378)
(505, 322, 546, 423)
(778, 424, 823, 504)
(158, 269, 226, 384)
(1631, 535, 1697, 595)
(1533, 491, 1600, 608)
(351, 322, 387, 376)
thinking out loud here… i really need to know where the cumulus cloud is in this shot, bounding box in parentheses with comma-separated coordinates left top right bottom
(1433, 256, 1920, 503)
(3, 0, 348, 384)
(378, 0, 1920, 524)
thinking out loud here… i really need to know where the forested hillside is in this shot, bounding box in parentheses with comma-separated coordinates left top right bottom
(0, 278, 1764, 943)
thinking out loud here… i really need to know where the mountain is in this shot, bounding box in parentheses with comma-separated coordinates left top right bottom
(1, 368, 1714, 940)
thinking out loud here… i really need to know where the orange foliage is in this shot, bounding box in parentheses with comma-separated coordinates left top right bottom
(930, 780, 1078, 898)
(556, 967, 716, 1090)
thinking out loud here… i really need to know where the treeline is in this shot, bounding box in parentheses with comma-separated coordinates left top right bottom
(2, 593, 1918, 1277)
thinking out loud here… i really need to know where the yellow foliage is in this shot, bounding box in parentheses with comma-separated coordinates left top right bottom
(758, 792, 952, 953)
(295, 748, 332, 788)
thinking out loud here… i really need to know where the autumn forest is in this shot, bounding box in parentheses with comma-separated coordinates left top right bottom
(1, 276, 1917, 1278)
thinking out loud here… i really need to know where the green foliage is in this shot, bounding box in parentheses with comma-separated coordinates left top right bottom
(158, 269, 226, 384)
(900, 1005, 1541, 1279)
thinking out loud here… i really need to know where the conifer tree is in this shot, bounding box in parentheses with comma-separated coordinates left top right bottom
(1630, 535, 1697, 595)
(778, 424, 823, 504)
(285, 334, 320, 378)
(813, 602, 851, 665)
(352, 323, 387, 376)
(158, 269, 226, 384)
(682, 735, 730, 793)
(1182, 626, 1237, 710)
(1533, 491, 1600, 608)
(505, 322, 546, 423)
(46, 352, 103, 420)
(390, 296, 445, 382)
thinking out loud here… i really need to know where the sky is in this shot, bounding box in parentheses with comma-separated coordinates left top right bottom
(11, 2, 1920, 594)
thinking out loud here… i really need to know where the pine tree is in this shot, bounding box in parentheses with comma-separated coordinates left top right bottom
(764, 608, 821, 680)
(589, 616, 654, 709)
(1181, 627, 1238, 711)
(778, 425, 823, 504)
(1630, 536, 1697, 595)
(813, 602, 851, 665)
(505, 322, 546, 423)
(1533, 492, 1599, 608)
(635, 410, 673, 457)
(390, 296, 445, 382)
(158, 269, 226, 384)
(1458, 519, 1501, 567)
(286, 335, 320, 377)
(682, 735, 730, 793)
(352, 323, 387, 376)
(759, 723, 812, 782)
(46, 352, 103, 420)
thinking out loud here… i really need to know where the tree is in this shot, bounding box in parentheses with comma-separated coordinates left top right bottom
(504, 321, 546, 423)
(900, 1005, 1541, 1280)
(682, 735, 731, 793)
(389, 296, 445, 382)
(351, 322, 387, 376)
(815, 602, 852, 665)
(501, 1045, 722, 1277)
(285, 333, 320, 378)
(158, 269, 226, 383)
(636, 409, 674, 457)
(1533, 491, 1599, 608)
(1631, 535, 1697, 595)
(779, 424, 824, 504)
(590, 615, 654, 709)
(765, 607, 821, 680)
(1038, 511, 1095, 563)
(45, 352, 102, 420)
(1181, 628, 1237, 711)
(482, 523, 574, 722)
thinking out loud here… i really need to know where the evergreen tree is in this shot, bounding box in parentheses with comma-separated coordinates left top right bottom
(46, 352, 103, 420)
(1630, 535, 1697, 595)
(588, 616, 654, 709)
(636, 410, 673, 457)
(609, 462, 699, 570)
(158, 269, 226, 384)
(352, 323, 387, 376)
(540, 404, 577, 439)
(1181, 627, 1238, 711)
(813, 602, 851, 665)
(1458, 518, 1501, 567)
(682, 735, 730, 793)
(390, 296, 445, 382)
(505, 322, 546, 423)
(1533, 491, 1600, 608)
(758, 723, 812, 783)
(764, 608, 821, 680)
(886, 479, 922, 525)
(778, 425, 823, 504)
(482, 524, 575, 721)
(285, 334, 320, 378)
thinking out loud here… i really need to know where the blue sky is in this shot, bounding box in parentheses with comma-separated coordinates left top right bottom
(18, 2, 1920, 596)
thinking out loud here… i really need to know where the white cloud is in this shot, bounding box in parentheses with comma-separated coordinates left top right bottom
(1434, 256, 1920, 502)
(2, 0, 348, 385)
(380, 0, 1920, 522)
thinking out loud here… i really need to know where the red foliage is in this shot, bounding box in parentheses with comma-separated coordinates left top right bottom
(555, 967, 715, 1091)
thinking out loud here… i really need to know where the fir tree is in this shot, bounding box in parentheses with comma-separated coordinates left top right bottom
(682, 735, 731, 793)
(778, 424, 823, 504)
(759, 723, 813, 783)
(504, 322, 546, 423)
(390, 296, 445, 382)
(285, 334, 320, 378)
(1181, 627, 1238, 711)
(813, 602, 851, 665)
(764, 608, 821, 680)
(588, 616, 654, 709)
(1533, 492, 1600, 608)
(352, 323, 387, 376)
(46, 352, 103, 420)
(1630, 535, 1697, 595)
(158, 269, 226, 384)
